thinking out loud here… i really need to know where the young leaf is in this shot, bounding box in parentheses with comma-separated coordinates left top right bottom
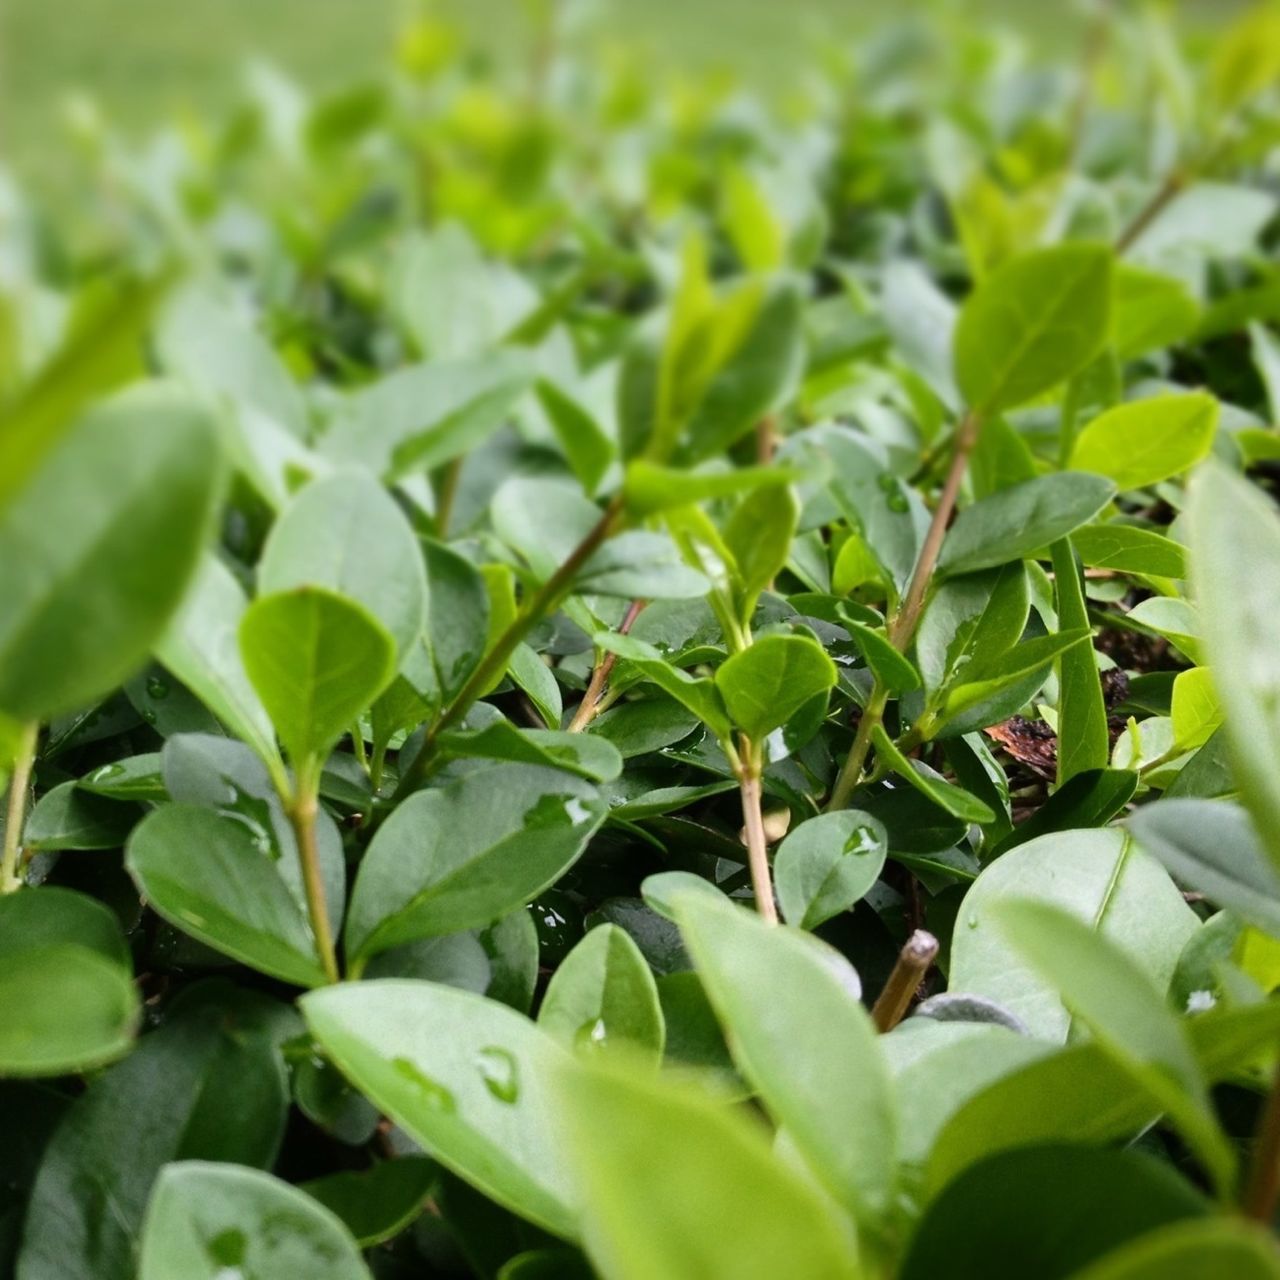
(552, 1056, 859, 1280)
(1069, 1220, 1280, 1280)
(1070, 524, 1189, 578)
(301, 980, 578, 1240)
(138, 1162, 371, 1280)
(257, 469, 428, 661)
(774, 811, 889, 930)
(953, 244, 1113, 416)
(714, 634, 837, 741)
(724, 484, 799, 619)
(240, 587, 396, 765)
(593, 633, 731, 737)
(937, 473, 1116, 577)
(0, 383, 221, 720)
(538, 924, 665, 1058)
(672, 889, 897, 1223)
(1069, 393, 1218, 492)
(1051, 540, 1108, 783)
(1188, 462, 1280, 866)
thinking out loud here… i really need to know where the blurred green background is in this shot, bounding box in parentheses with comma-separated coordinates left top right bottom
(0, 0, 1240, 173)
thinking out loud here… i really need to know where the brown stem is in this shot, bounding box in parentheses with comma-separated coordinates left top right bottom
(890, 410, 982, 650)
(394, 495, 625, 800)
(737, 746, 778, 925)
(0, 722, 38, 894)
(871, 930, 939, 1032)
(287, 771, 340, 984)
(1245, 1050, 1280, 1221)
(756, 413, 778, 465)
(568, 598, 645, 733)
(1115, 170, 1187, 254)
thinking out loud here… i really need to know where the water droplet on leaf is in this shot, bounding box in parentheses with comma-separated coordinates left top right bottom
(475, 1046, 520, 1103)
(391, 1057, 456, 1113)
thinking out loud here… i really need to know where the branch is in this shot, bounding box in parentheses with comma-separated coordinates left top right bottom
(568, 598, 645, 733)
(871, 930, 939, 1032)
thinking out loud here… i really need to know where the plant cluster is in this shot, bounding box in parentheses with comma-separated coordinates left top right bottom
(7, 1, 1280, 1276)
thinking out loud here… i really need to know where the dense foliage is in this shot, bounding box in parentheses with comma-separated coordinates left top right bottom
(7, 1, 1280, 1275)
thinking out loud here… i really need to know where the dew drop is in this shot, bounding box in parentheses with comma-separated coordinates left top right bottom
(141, 708, 158, 726)
(475, 1046, 520, 1103)
(90, 763, 125, 785)
(146, 675, 171, 701)
(966, 914, 979, 930)
(391, 1057, 457, 1113)
(574, 1017, 609, 1051)
(841, 824, 881, 857)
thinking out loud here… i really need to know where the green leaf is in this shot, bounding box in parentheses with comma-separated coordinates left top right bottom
(1128, 799, 1280, 937)
(1189, 462, 1280, 867)
(435, 722, 623, 783)
(1170, 667, 1222, 751)
(622, 460, 800, 517)
(724, 484, 800, 619)
(302, 980, 578, 1239)
(937, 473, 1116, 577)
(17, 983, 293, 1280)
(0, 888, 139, 1077)
(240, 587, 396, 765)
(1070, 1220, 1280, 1280)
(997, 900, 1233, 1192)
(991, 768, 1138, 856)
(927, 1000, 1280, 1195)
(714, 634, 837, 741)
(346, 763, 607, 965)
(953, 243, 1113, 415)
(155, 553, 280, 769)
(940, 627, 1091, 723)
(319, 351, 533, 480)
(0, 383, 222, 720)
(0, 274, 169, 511)
(538, 924, 665, 1057)
(535, 378, 615, 496)
(871, 726, 997, 824)
(552, 1056, 859, 1280)
(300, 1156, 437, 1248)
(1112, 265, 1201, 360)
(1052, 540, 1108, 783)
(23, 780, 137, 851)
(774, 811, 889, 929)
(593, 633, 731, 737)
(672, 889, 896, 1224)
(1070, 524, 1189, 578)
(138, 1162, 371, 1280)
(949, 829, 1198, 1041)
(126, 803, 330, 988)
(1070, 393, 1218, 492)
(845, 619, 922, 693)
(425, 539, 490, 705)
(900, 1144, 1208, 1280)
(258, 469, 427, 661)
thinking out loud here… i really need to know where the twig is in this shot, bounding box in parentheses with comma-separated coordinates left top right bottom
(736, 738, 778, 925)
(1, 722, 39, 894)
(1115, 170, 1187, 254)
(871, 930, 939, 1032)
(287, 772, 340, 984)
(393, 494, 625, 800)
(756, 413, 778, 465)
(434, 456, 464, 539)
(568, 598, 645, 732)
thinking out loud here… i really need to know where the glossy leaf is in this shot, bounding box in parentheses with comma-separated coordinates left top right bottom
(774, 811, 889, 930)
(714, 634, 837, 741)
(1070, 393, 1218, 492)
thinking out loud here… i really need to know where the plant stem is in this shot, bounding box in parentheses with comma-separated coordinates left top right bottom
(871, 929, 939, 1032)
(568, 598, 645, 732)
(350, 724, 369, 773)
(1245, 1050, 1280, 1222)
(1114, 170, 1187, 253)
(287, 764, 340, 984)
(889, 410, 981, 650)
(756, 413, 778, 465)
(827, 686, 889, 813)
(394, 494, 625, 800)
(0, 722, 38, 894)
(828, 411, 981, 811)
(735, 737, 778, 925)
(434, 456, 464, 538)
